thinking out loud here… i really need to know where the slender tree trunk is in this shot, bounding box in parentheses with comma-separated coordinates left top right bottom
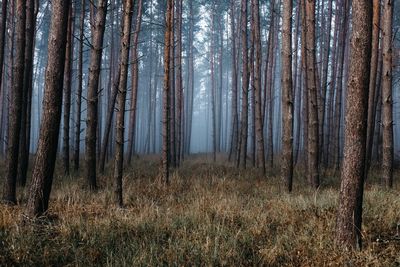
(335, 0, 372, 250)
(264, 0, 276, 168)
(114, 0, 133, 207)
(176, 0, 183, 165)
(381, 0, 393, 188)
(252, 0, 265, 173)
(319, 0, 333, 164)
(228, 0, 239, 162)
(210, 6, 217, 162)
(281, 0, 294, 191)
(365, 0, 381, 177)
(185, 0, 195, 155)
(237, 0, 249, 169)
(25, 0, 70, 217)
(85, 0, 107, 190)
(17, 0, 37, 186)
(74, 0, 86, 171)
(162, 0, 173, 184)
(333, 0, 350, 170)
(2, 0, 26, 204)
(127, 0, 143, 164)
(325, 2, 340, 166)
(62, 4, 74, 175)
(304, 0, 319, 188)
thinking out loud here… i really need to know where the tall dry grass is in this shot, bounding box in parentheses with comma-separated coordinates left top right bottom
(0, 155, 399, 266)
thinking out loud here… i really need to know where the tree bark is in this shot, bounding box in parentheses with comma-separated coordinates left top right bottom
(335, 0, 372, 250)
(228, 0, 239, 162)
(2, 0, 26, 204)
(114, 0, 133, 207)
(365, 0, 381, 178)
(281, 0, 294, 191)
(381, 0, 393, 188)
(62, 4, 74, 175)
(162, 0, 173, 184)
(25, 0, 70, 217)
(176, 0, 183, 165)
(73, 0, 86, 171)
(304, 0, 320, 188)
(17, 0, 38, 186)
(237, 0, 249, 169)
(85, 0, 107, 190)
(252, 0, 265, 173)
(127, 0, 143, 165)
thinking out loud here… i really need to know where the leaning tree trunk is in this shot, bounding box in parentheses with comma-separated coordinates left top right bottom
(114, 0, 133, 207)
(3, 0, 26, 204)
(62, 4, 74, 175)
(162, 0, 173, 184)
(335, 0, 372, 250)
(85, 0, 107, 190)
(281, 0, 294, 191)
(381, 0, 393, 188)
(73, 0, 86, 171)
(25, 0, 70, 217)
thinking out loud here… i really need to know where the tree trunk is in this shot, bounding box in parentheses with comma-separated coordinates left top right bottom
(73, 0, 86, 171)
(127, 0, 143, 165)
(62, 4, 74, 175)
(304, 0, 320, 188)
(381, 0, 393, 188)
(2, 0, 26, 204)
(335, 0, 372, 250)
(25, 0, 70, 217)
(162, 0, 173, 184)
(210, 6, 217, 163)
(237, 0, 249, 169)
(365, 0, 381, 177)
(281, 0, 294, 191)
(333, 0, 350, 170)
(17, 0, 38, 186)
(176, 0, 183, 165)
(264, 0, 276, 168)
(252, 0, 265, 173)
(85, 0, 107, 190)
(228, 0, 239, 162)
(114, 0, 133, 207)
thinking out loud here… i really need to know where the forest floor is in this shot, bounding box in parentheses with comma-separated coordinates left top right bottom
(0, 155, 399, 266)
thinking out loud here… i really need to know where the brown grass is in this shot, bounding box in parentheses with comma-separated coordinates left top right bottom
(0, 155, 399, 266)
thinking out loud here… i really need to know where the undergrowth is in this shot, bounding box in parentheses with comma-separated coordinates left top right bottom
(0, 155, 399, 266)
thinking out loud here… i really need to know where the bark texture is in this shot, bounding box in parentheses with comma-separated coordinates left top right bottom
(335, 0, 372, 250)
(381, 0, 393, 188)
(26, 0, 70, 217)
(114, 0, 133, 207)
(162, 0, 173, 184)
(281, 0, 294, 191)
(3, 0, 26, 204)
(85, 0, 107, 190)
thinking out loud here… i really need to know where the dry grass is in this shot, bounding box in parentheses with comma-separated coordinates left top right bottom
(0, 155, 399, 266)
